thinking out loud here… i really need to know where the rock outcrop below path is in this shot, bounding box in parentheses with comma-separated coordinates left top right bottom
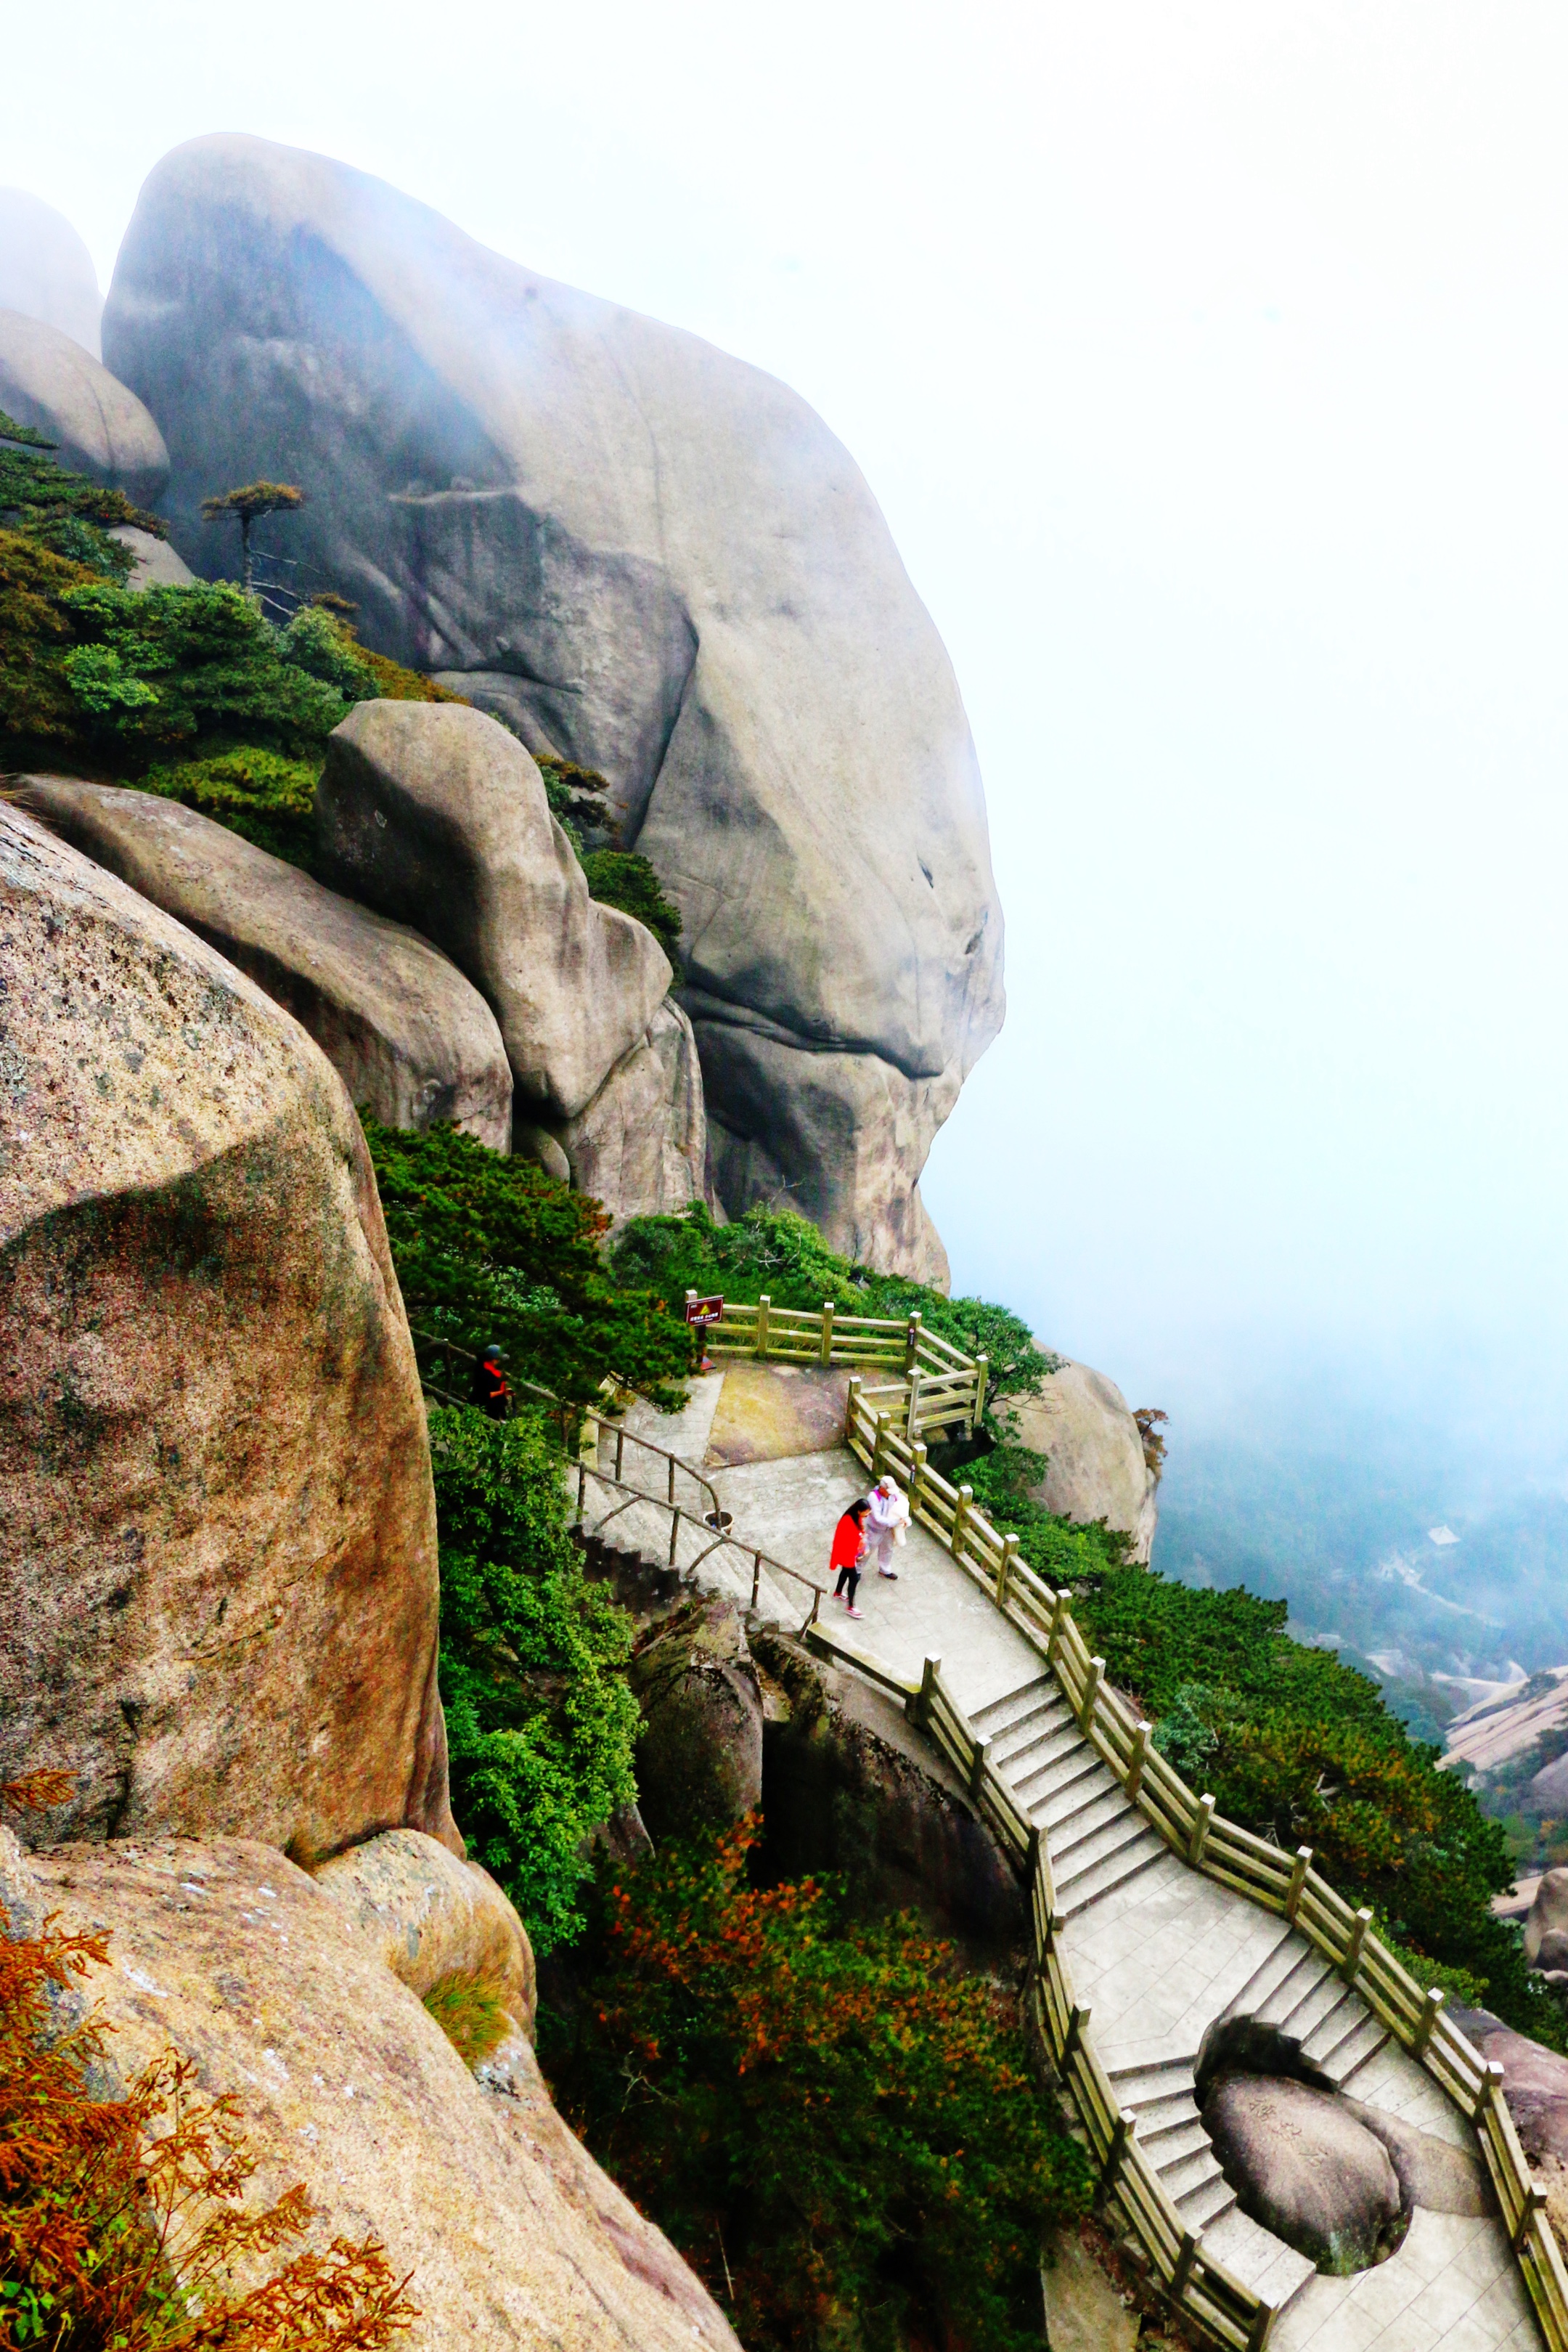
(1001, 1350, 1161, 1563)
(0, 805, 457, 1859)
(104, 132, 1005, 1278)
(0, 1828, 741, 2352)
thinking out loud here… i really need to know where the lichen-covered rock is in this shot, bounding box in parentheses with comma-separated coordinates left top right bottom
(311, 1826, 534, 2035)
(17, 778, 513, 1148)
(0, 190, 102, 355)
(0, 804, 457, 1860)
(1203, 2072, 1409, 2274)
(751, 1630, 1027, 1966)
(317, 702, 671, 1123)
(102, 133, 1005, 1275)
(629, 1598, 763, 1842)
(0, 308, 166, 501)
(999, 1348, 1159, 1563)
(0, 1831, 740, 2352)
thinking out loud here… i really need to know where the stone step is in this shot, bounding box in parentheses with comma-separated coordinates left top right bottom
(1308, 2005, 1389, 2087)
(1055, 1828, 1169, 1919)
(1175, 2169, 1235, 2230)
(1143, 2112, 1211, 2167)
(1053, 1802, 1151, 1881)
(1273, 1962, 1349, 2046)
(1220, 1920, 1302, 2019)
(1159, 2142, 1225, 2204)
(1040, 1781, 1127, 1850)
(1008, 1730, 1098, 1800)
(988, 1694, 1069, 1762)
(1104, 2049, 1197, 2106)
(1124, 2087, 1200, 2142)
(971, 1675, 1056, 1738)
(1251, 1948, 1333, 2030)
(1200, 2207, 1318, 2315)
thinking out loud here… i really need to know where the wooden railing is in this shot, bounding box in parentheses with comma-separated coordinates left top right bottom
(703, 1294, 986, 1443)
(830, 1367, 1568, 2352)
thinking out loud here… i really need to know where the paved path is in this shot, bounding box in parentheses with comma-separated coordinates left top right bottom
(612, 1380, 1543, 2352)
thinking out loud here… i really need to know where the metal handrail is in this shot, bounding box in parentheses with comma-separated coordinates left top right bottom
(572, 1458, 830, 1632)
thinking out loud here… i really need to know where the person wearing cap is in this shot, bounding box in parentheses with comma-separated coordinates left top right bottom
(865, 1473, 910, 1579)
(471, 1343, 511, 1420)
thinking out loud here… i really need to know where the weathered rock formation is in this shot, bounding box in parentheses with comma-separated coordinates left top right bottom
(103, 133, 1005, 1277)
(110, 525, 195, 589)
(1526, 1868, 1568, 1977)
(0, 308, 167, 502)
(0, 803, 457, 1860)
(0, 1828, 740, 2352)
(752, 1629, 1027, 1966)
(0, 188, 102, 355)
(17, 778, 513, 1149)
(311, 1825, 536, 2035)
(318, 701, 705, 1213)
(1000, 1347, 1161, 1563)
(629, 1598, 764, 1842)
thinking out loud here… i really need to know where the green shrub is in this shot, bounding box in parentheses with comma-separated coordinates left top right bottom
(610, 1202, 1049, 1431)
(362, 1114, 693, 1410)
(141, 744, 323, 868)
(0, 405, 158, 582)
(541, 1819, 1091, 2352)
(579, 847, 682, 960)
(963, 1440, 1134, 1579)
(422, 1969, 515, 2068)
(429, 1405, 640, 1953)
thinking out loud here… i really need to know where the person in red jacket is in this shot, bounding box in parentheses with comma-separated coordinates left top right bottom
(471, 1343, 511, 1420)
(830, 1497, 872, 1617)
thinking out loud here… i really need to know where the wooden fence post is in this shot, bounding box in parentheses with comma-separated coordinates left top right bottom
(995, 1532, 1019, 1607)
(969, 1735, 991, 1797)
(1125, 1721, 1151, 1803)
(905, 1309, 922, 1372)
(1188, 1793, 1215, 1868)
(1474, 2059, 1506, 2125)
(1048, 1587, 1071, 1665)
(1244, 2304, 1274, 2352)
(668, 1508, 680, 1568)
(576, 1462, 587, 1522)
(844, 1373, 862, 1446)
(1079, 1655, 1104, 1735)
(1172, 2231, 1197, 2298)
(757, 1294, 771, 1358)
(1102, 2111, 1132, 2189)
(1285, 1846, 1312, 1924)
(906, 1367, 923, 1436)
(909, 1440, 928, 1513)
(872, 1412, 890, 1478)
(951, 1484, 973, 1562)
(1063, 2002, 1090, 2059)
(1514, 2184, 1548, 2253)
(820, 1298, 835, 1365)
(970, 1354, 989, 1436)
(1412, 1985, 1445, 2056)
(913, 1655, 941, 1730)
(1342, 1908, 1373, 1982)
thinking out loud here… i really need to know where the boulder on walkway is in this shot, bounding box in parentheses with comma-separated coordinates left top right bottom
(0, 1828, 741, 2352)
(102, 133, 1005, 1277)
(317, 703, 671, 1123)
(0, 307, 166, 502)
(0, 804, 457, 1860)
(17, 777, 513, 1149)
(1203, 2071, 1409, 2274)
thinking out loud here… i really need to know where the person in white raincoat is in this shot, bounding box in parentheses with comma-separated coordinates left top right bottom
(865, 1473, 910, 1579)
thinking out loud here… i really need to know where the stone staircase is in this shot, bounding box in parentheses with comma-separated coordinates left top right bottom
(972, 1672, 1167, 1919)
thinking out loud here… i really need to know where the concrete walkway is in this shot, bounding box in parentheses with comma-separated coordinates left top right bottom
(612, 1374, 1545, 2352)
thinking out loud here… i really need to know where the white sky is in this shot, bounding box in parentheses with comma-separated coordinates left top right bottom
(9, 1, 1568, 1463)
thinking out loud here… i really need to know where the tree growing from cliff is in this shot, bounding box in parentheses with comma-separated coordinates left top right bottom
(542, 1818, 1092, 2352)
(200, 479, 304, 597)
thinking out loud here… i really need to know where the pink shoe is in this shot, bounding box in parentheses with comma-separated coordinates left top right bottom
(846, 1605, 863, 1618)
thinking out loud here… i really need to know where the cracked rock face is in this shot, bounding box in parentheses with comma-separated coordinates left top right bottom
(103, 133, 1005, 1276)
(0, 805, 457, 1860)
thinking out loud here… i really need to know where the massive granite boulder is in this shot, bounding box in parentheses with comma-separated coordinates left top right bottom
(17, 777, 513, 1149)
(103, 134, 1005, 1278)
(0, 804, 457, 1860)
(0, 1828, 741, 2352)
(998, 1348, 1161, 1563)
(629, 1597, 764, 1843)
(0, 188, 102, 355)
(0, 309, 168, 503)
